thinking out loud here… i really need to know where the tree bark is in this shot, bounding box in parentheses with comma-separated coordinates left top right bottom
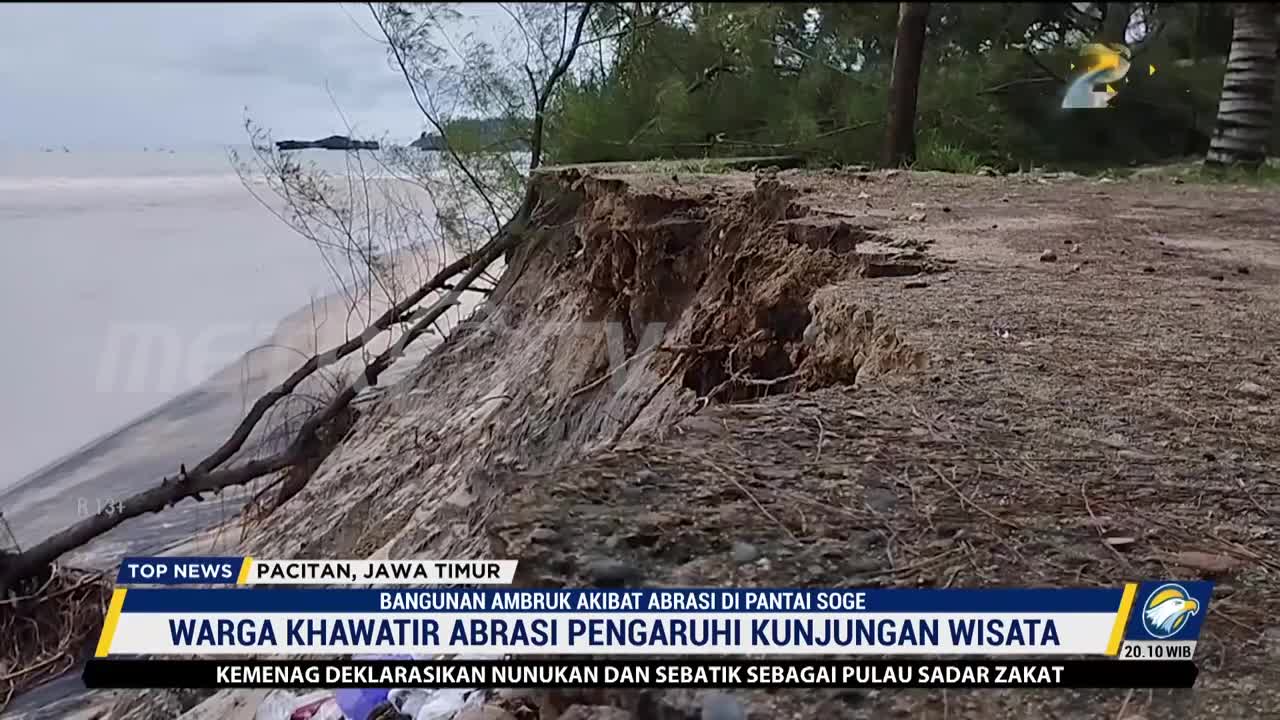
(883, 2, 930, 167)
(1206, 3, 1279, 169)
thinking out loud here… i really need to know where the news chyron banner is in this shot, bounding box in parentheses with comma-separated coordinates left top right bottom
(83, 557, 1213, 690)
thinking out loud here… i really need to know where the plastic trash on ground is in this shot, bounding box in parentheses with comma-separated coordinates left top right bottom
(300, 653, 499, 720)
(335, 688, 392, 720)
(388, 688, 485, 720)
(256, 690, 342, 720)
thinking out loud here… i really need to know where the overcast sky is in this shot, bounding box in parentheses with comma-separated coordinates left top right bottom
(0, 3, 508, 149)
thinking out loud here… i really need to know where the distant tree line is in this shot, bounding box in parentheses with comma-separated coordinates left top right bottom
(410, 117, 532, 153)
(534, 2, 1275, 172)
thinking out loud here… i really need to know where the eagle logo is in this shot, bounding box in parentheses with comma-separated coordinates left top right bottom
(1062, 42, 1132, 110)
(1141, 584, 1200, 639)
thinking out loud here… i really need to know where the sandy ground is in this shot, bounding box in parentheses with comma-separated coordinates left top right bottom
(493, 168, 1280, 719)
(7, 167, 1280, 720)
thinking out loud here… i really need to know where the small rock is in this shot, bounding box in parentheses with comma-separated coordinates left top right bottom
(454, 706, 519, 720)
(1141, 266, 1155, 273)
(1210, 273, 1225, 281)
(865, 488, 898, 513)
(702, 693, 746, 720)
(885, 169, 902, 178)
(802, 321, 819, 346)
(1067, 263, 1082, 274)
(1063, 238, 1074, 245)
(907, 212, 927, 222)
(1070, 244, 1081, 253)
(903, 279, 929, 289)
(1039, 249, 1058, 262)
(833, 688, 867, 705)
(756, 467, 800, 481)
(731, 541, 761, 565)
(1237, 266, 1250, 275)
(1234, 380, 1270, 400)
(1263, 627, 1280, 658)
(1101, 433, 1128, 449)
(1173, 176, 1185, 184)
(844, 556, 885, 574)
(560, 706, 632, 720)
(635, 469, 659, 483)
(857, 191, 870, 200)
(586, 559, 641, 588)
(934, 523, 963, 538)
(528, 528, 560, 543)
(1165, 550, 1241, 575)
(942, 206, 951, 213)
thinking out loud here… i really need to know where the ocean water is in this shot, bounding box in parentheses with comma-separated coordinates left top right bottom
(0, 148, 347, 491)
(0, 146, 504, 560)
(0, 146, 501, 716)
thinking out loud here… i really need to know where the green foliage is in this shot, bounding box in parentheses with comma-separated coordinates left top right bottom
(914, 131, 984, 174)
(434, 118, 530, 153)
(544, 2, 1245, 172)
(1126, 159, 1280, 186)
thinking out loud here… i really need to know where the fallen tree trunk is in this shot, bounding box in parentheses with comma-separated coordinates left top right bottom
(0, 212, 528, 595)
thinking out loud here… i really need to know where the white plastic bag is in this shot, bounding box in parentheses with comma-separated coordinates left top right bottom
(255, 691, 302, 720)
(388, 688, 484, 720)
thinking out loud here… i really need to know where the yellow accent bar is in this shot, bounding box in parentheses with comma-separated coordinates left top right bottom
(94, 588, 128, 657)
(1106, 583, 1139, 655)
(238, 557, 254, 585)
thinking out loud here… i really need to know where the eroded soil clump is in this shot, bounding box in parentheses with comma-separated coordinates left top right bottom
(573, 170, 937, 405)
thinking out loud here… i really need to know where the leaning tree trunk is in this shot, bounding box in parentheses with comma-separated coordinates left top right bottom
(883, 2, 930, 167)
(1206, 3, 1279, 169)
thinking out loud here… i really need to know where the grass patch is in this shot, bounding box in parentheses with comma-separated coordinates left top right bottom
(913, 132, 984, 174)
(1120, 158, 1280, 186)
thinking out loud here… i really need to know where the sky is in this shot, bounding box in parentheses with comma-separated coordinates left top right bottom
(0, 3, 508, 149)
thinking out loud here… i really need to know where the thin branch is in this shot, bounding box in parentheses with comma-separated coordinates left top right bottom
(368, 3, 505, 230)
(528, 2, 594, 171)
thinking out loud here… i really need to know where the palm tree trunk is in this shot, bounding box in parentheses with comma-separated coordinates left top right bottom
(883, 2, 930, 167)
(1206, 3, 1279, 169)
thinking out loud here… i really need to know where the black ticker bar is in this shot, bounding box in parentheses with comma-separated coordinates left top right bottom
(83, 658, 1198, 690)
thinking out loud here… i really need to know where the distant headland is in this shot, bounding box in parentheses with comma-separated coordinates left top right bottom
(275, 135, 379, 151)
